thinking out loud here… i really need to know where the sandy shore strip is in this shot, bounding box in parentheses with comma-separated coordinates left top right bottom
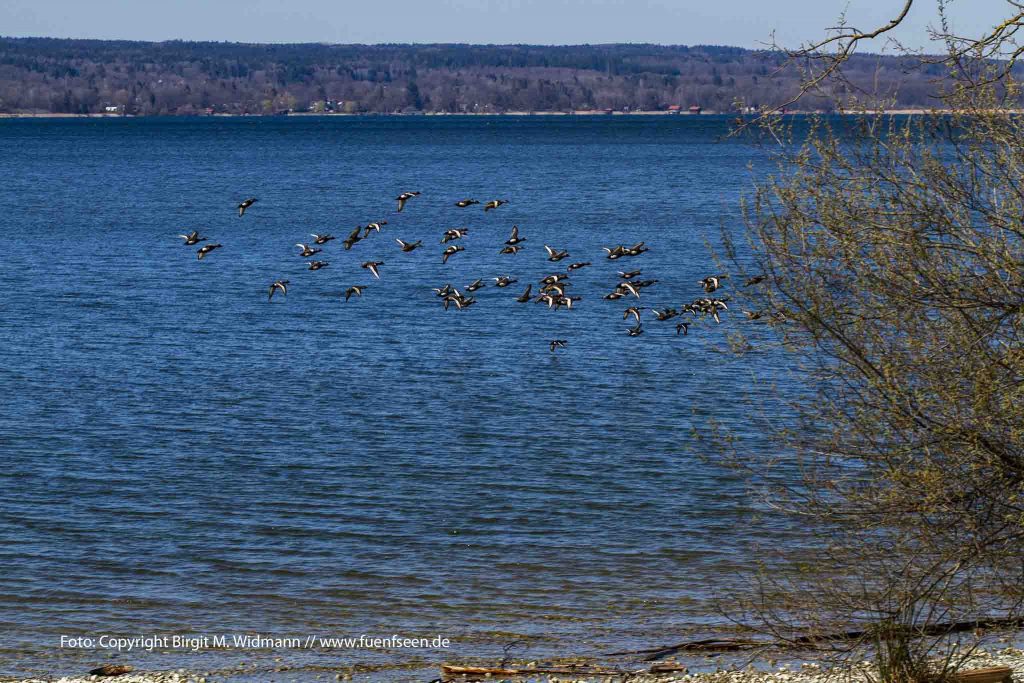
(3, 646, 1023, 683)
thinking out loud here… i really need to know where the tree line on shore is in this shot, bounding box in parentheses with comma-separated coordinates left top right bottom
(0, 37, 957, 115)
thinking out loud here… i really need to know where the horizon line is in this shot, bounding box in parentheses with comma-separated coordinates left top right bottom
(0, 35, 934, 58)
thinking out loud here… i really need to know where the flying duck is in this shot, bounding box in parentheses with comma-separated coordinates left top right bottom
(627, 322, 644, 336)
(296, 243, 322, 257)
(484, 199, 509, 212)
(700, 276, 723, 293)
(624, 306, 645, 324)
(499, 245, 521, 255)
(178, 230, 207, 246)
(536, 294, 557, 308)
(540, 274, 569, 286)
(197, 243, 222, 260)
(307, 260, 329, 271)
(744, 310, 763, 320)
(311, 233, 336, 245)
(363, 221, 387, 237)
(676, 321, 690, 336)
(687, 298, 728, 323)
(343, 226, 363, 250)
(515, 284, 533, 302)
(362, 261, 384, 279)
(557, 296, 581, 310)
(744, 275, 766, 287)
(626, 242, 649, 256)
(566, 262, 590, 271)
(494, 276, 517, 288)
(345, 285, 365, 301)
(455, 199, 480, 208)
(544, 245, 569, 262)
(505, 225, 526, 245)
(603, 245, 626, 260)
(618, 270, 641, 279)
(442, 292, 476, 310)
(466, 279, 485, 292)
(395, 191, 420, 212)
(268, 280, 289, 301)
(396, 238, 423, 252)
(652, 308, 679, 321)
(237, 197, 257, 217)
(441, 229, 468, 244)
(619, 282, 641, 298)
(442, 245, 464, 264)
(549, 339, 567, 352)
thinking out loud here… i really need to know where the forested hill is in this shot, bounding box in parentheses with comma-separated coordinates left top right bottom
(0, 37, 949, 115)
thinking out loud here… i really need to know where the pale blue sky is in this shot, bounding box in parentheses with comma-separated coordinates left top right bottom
(0, 0, 1016, 50)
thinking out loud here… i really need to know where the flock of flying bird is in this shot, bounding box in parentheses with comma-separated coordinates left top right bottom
(177, 193, 769, 352)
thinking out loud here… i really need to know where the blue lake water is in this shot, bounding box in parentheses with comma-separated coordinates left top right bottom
(0, 115, 805, 679)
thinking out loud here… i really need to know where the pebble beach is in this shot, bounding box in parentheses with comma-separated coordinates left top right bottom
(4, 646, 1024, 683)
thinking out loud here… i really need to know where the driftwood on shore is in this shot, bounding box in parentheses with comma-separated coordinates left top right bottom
(954, 667, 1014, 683)
(88, 664, 134, 676)
(441, 664, 627, 679)
(604, 617, 1024, 662)
(441, 662, 695, 679)
(604, 638, 763, 661)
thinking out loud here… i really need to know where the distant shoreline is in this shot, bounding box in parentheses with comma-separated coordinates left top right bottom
(0, 109, 947, 119)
